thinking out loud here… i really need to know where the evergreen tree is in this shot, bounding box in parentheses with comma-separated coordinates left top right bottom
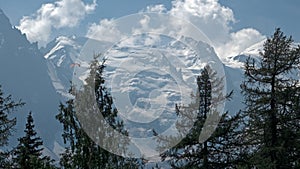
(241, 28, 300, 168)
(156, 65, 243, 168)
(0, 85, 24, 168)
(56, 54, 141, 169)
(13, 112, 56, 169)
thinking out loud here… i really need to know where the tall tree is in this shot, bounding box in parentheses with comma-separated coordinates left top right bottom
(0, 85, 24, 168)
(13, 112, 56, 169)
(241, 28, 300, 168)
(57, 54, 141, 169)
(156, 65, 243, 168)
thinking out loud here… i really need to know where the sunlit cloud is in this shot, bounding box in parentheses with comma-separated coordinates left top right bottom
(144, 4, 166, 13)
(217, 28, 266, 59)
(18, 0, 97, 47)
(86, 18, 125, 42)
(86, 0, 265, 59)
(168, 0, 265, 58)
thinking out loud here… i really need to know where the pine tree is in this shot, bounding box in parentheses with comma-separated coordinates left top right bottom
(240, 28, 300, 168)
(156, 65, 243, 168)
(56, 54, 141, 169)
(13, 112, 56, 169)
(0, 85, 24, 168)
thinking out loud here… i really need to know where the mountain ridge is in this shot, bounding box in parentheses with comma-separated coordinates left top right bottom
(0, 9, 63, 160)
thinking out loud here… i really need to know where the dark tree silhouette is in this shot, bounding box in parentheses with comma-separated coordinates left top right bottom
(13, 112, 56, 169)
(0, 85, 24, 168)
(156, 65, 243, 168)
(241, 28, 300, 168)
(57, 54, 141, 169)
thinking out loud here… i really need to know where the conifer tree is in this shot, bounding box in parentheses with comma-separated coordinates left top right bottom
(0, 85, 24, 168)
(156, 65, 243, 168)
(56, 54, 141, 169)
(13, 112, 56, 169)
(241, 28, 300, 168)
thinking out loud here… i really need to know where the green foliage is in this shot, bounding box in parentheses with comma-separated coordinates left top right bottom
(0, 85, 24, 168)
(13, 112, 56, 169)
(56, 54, 141, 169)
(157, 65, 243, 168)
(241, 28, 300, 168)
(0, 85, 24, 147)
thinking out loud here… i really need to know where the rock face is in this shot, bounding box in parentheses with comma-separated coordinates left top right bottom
(43, 35, 88, 98)
(0, 9, 61, 159)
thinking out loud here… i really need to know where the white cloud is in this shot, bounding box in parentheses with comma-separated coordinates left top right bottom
(85, 0, 265, 59)
(86, 15, 166, 45)
(144, 4, 166, 13)
(217, 28, 266, 58)
(170, 0, 235, 45)
(86, 19, 124, 42)
(169, 0, 265, 59)
(18, 0, 97, 47)
(131, 15, 166, 35)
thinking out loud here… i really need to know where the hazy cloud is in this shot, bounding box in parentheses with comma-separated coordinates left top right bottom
(168, 0, 265, 58)
(217, 28, 266, 59)
(86, 19, 124, 42)
(86, 0, 265, 59)
(170, 0, 235, 44)
(18, 0, 97, 47)
(144, 5, 166, 13)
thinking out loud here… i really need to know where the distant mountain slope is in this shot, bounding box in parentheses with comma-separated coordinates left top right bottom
(44, 34, 250, 117)
(41, 36, 88, 98)
(42, 34, 251, 150)
(0, 9, 62, 159)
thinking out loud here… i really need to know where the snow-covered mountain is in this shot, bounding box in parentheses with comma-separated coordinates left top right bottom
(44, 33, 251, 119)
(41, 33, 257, 159)
(102, 34, 226, 137)
(223, 40, 266, 114)
(42, 35, 87, 98)
(0, 7, 267, 163)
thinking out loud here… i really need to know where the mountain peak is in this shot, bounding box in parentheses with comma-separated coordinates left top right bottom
(0, 8, 12, 32)
(0, 8, 62, 159)
(0, 9, 38, 50)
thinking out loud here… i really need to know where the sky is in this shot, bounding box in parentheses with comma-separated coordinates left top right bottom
(0, 0, 299, 59)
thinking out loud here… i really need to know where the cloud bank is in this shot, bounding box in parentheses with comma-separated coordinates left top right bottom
(18, 0, 97, 47)
(86, 0, 265, 59)
(86, 19, 124, 42)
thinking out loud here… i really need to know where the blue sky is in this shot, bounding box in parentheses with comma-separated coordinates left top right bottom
(220, 0, 300, 38)
(0, 0, 299, 58)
